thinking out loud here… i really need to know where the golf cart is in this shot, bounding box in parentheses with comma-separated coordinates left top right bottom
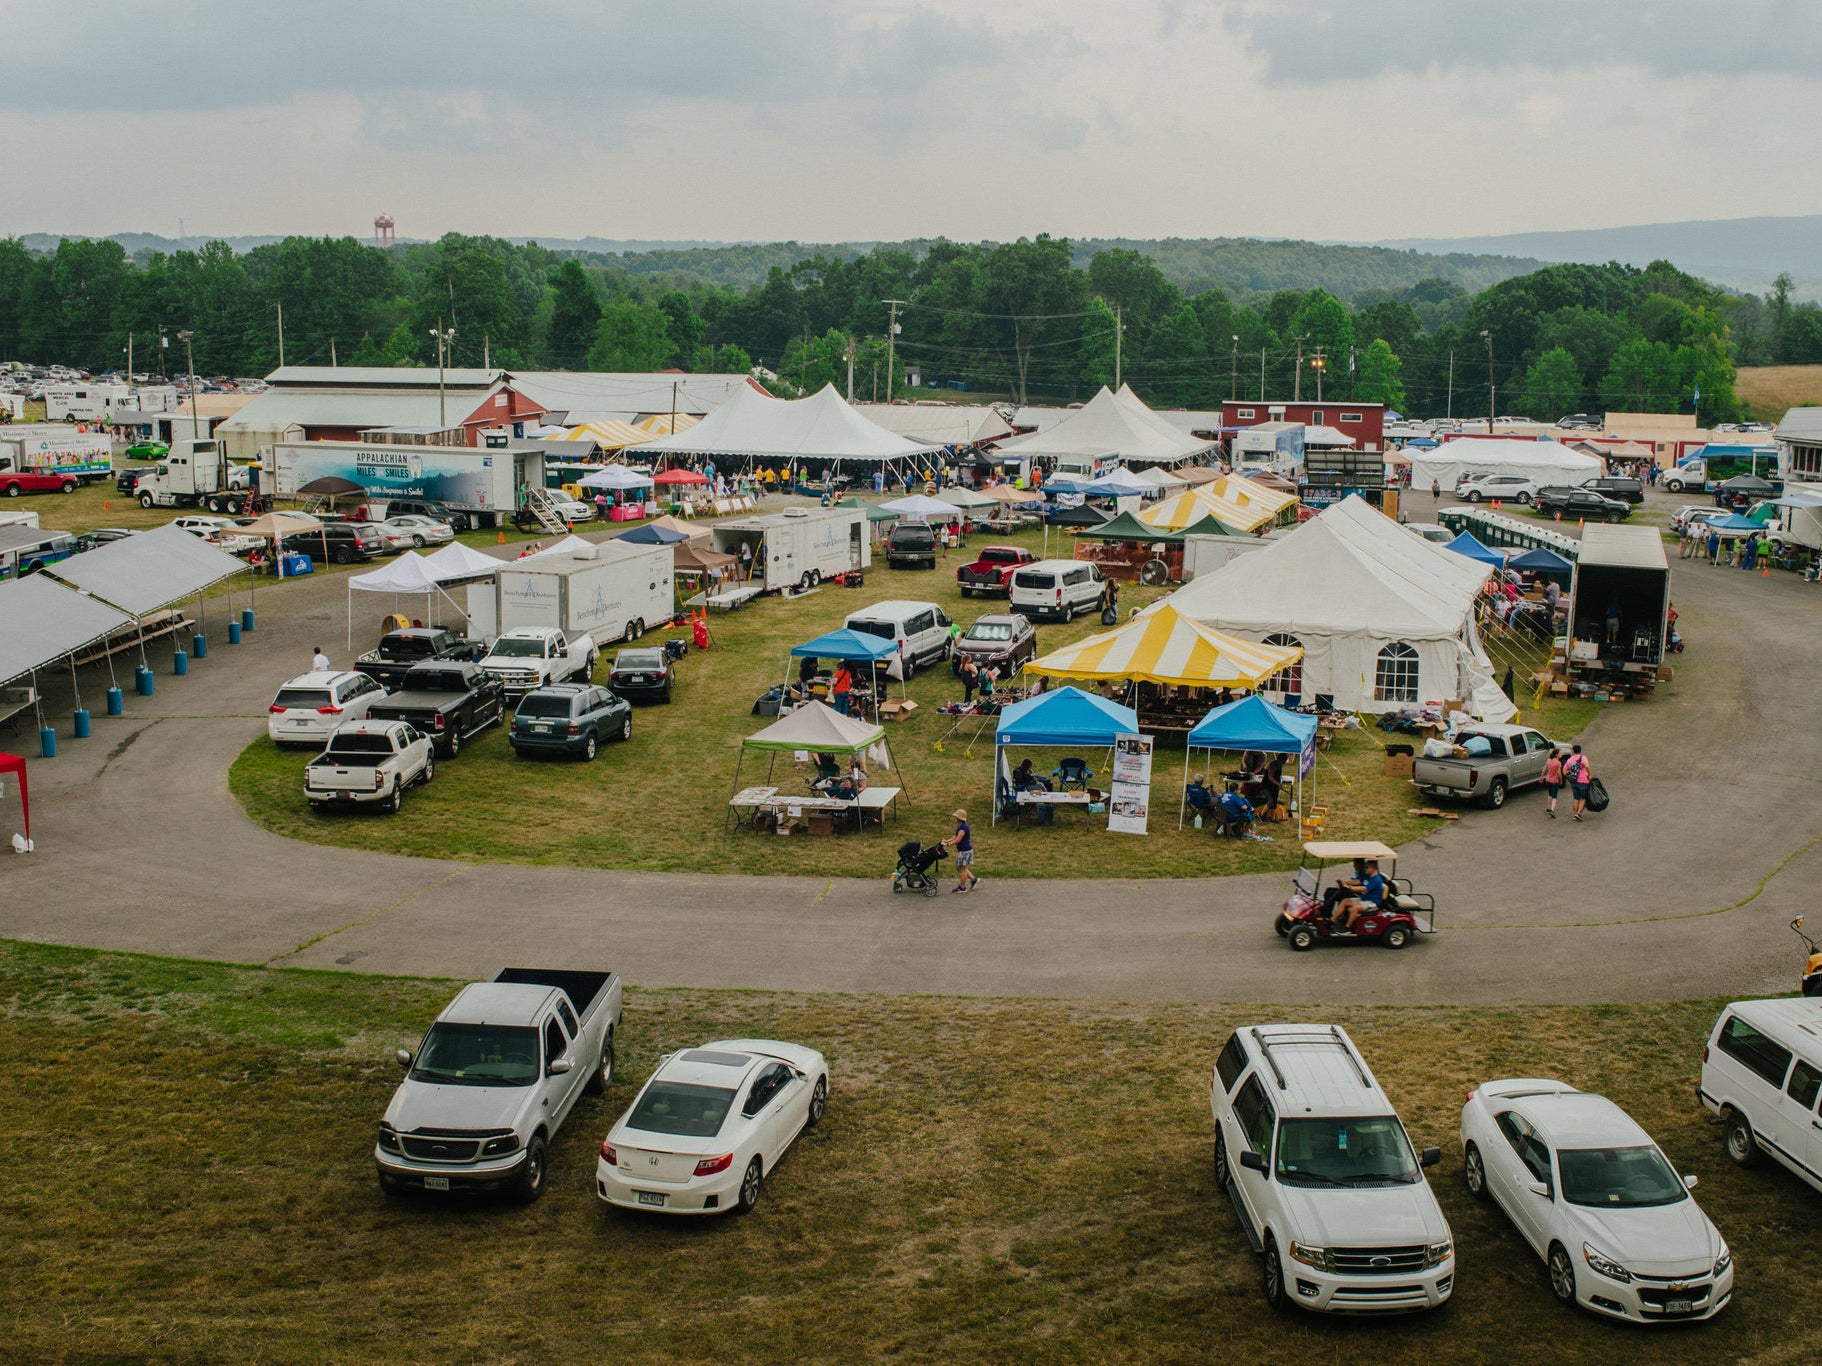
(1274, 840, 1436, 951)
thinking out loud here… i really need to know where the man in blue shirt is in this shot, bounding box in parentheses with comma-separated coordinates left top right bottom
(1217, 786, 1254, 838)
(1336, 860, 1386, 932)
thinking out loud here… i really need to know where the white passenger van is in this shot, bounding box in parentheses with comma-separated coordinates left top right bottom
(1009, 558, 1104, 622)
(1211, 1024, 1455, 1314)
(1699, 997, 1822, 1194)
(842, 600, 954, 679)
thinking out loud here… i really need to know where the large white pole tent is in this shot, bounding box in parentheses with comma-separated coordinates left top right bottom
(633, 383, 947, 480)
(993, 386, 1212, 475)
(1409, 437, 1603, 490)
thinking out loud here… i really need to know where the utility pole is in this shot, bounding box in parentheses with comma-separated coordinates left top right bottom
(1259, 348, 1266, 401)
(884, 300, 904, 402)
(845, 335, 857, 401)
(276, 302, 284, 368)
(670, 380, 678, 434)
(429, 319, 454, 428)
(1312, 348, 1326, 402)
(1480, 330, 1495, 429)
(1447, 350, 1454, 418)
(124, 333, 133, 387)
(1230, 335, 1239, 401)
(483, 335, 490, 370)
(1293, 335, 1305, 401)
(1113, 305, 1123, 390)
(330, 338, 337, 367)
(157, 325, 168, 381)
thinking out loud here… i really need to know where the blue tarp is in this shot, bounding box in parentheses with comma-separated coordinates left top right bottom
(1041, 477, 1097, 495)
(996, 686, 1137, 748)
(1085, 471, 1153, 497)
(1508, 546, 1573, 573)
(616, 522, 694, 544)
(790, 628, 900, 661)
(1444, 531, 1506, 567)
(1185, 694, 1318, 754)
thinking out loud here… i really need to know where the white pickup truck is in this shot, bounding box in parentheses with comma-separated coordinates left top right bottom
(302, 720, 434, 812)
(479, 626, 597, 699)
(1409, 723, 1557, 809)
(376, 968, 624, 1202)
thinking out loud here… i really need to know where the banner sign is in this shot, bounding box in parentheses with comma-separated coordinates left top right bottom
(1109, 733, 1155, 835)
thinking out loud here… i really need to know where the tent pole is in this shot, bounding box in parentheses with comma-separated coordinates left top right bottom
(347, 581, 352, 651)
(882, 731, 906, 802)
(1179, 744, 1190, 829)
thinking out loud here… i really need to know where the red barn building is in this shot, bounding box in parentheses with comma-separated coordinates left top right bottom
(1220, 401, 1386, 451)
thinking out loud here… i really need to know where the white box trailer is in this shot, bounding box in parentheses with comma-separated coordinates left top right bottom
(270, 440, 546, 528)
(42, 383, 132, 422)
(709, 506, 868, 593)
(467, 539, 674, 645)
(1181, 530, 1275, 580)
(0, 425, 114, 481)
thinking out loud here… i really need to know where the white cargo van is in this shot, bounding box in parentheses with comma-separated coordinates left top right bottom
(1009, 559, 1104, 622)
(842, 600, 954, 679)
(1212, 1024, 1455, 1314)
(1698, 997, 1822, 1194)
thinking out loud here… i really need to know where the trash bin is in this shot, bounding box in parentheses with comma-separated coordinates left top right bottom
(39, 727, 56, 758)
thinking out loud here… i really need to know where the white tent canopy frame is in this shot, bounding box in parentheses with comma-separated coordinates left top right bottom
(1409, 438, 1603, 490)
(345, 551, 470, 648)
(727, 699, 909, 816)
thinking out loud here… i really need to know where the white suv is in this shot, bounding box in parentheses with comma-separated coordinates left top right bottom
(267, 670, 385, 745)
(1211, 1024, 1454, 1314)
(1459, 474, 1539, 504)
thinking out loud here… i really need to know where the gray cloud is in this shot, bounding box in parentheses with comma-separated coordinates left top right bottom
(1224, 0, 1821, 82)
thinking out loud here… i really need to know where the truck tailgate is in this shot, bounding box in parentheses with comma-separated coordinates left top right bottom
(1411, 758, 1475, 791)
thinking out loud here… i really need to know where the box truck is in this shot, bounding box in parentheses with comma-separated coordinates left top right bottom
(0, 425, 114, 482)
(269, 440, 546, 530)
(467, 539, 674, 645)
(709, 506, 868, 593)
(42, 382, 132, 422)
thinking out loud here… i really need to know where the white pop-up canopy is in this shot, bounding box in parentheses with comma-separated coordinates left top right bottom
(880, 493, 959, 518)
(0, 575, 133, 688)
(1410, 438, 1603, 489)
(422, 541, 507, 582)
(635, 383, 945, 468)
(345, 551, 468, 646)
(578, 464, 654, 490)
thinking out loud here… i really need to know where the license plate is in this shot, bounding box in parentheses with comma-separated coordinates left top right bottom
(636, 1190, 666, 1207)
(535, 723, 551, 733)
(1665, 1298, 1693, 1315)
(423, 1176, 450, 1191)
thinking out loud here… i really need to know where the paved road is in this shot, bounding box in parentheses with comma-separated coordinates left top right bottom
(5, 497, 1817, 1005)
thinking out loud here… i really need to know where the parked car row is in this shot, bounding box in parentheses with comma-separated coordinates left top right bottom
(1453, 474, 1642, 512)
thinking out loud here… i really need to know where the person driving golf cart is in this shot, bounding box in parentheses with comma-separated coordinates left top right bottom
(1334, 860, 1386, 932)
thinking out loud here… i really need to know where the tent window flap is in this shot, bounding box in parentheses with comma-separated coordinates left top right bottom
(1374, 641, 1421, 704)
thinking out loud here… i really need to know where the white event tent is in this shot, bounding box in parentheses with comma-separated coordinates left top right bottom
(345, 551, 468, 646)
(1410, 438, 1603, 489)
(1166, 495, 1515, 720)
(633, 383, 945, 476)
(994, 386, 1212, 474)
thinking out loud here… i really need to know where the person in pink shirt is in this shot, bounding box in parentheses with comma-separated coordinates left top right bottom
(1542, 749, 1564, 819)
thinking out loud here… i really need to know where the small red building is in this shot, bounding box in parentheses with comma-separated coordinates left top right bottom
(1221, 401, 1386, 451)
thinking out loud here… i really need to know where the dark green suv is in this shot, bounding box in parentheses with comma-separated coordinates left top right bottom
(508, 683, 631, 761)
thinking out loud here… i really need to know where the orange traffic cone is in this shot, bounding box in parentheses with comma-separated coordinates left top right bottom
(497, 530, 505, 543)
(1762, 566, 1770, 578)
(103, 500, 109, 510)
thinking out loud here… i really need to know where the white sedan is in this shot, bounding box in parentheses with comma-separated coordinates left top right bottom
(378, 515, 455, 550)
(596, 1038, 827, 1216)
(1460, 1079, 1733, 1323)
(173, 515, 260, 553)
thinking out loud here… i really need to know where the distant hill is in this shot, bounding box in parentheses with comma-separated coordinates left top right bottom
(1369, 215, 1822, 300)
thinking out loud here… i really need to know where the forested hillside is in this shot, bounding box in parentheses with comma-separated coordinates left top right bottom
(4, 229, 1812, 421)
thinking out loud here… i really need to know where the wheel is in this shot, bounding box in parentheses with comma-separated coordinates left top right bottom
(1467, 491, 1483, 503)
(60, 480, 77, 494)
(512, 1134, 548, 1204)
(1214, 1128, 1231, 1187)
(735, 1157, 763, 1214)
(445, 728, 462, 758)
(225, 497, 243, 515)
(623, 620, 638, 644)
(1517, 491, 1533, 505)
(384, 782, 402, 814)
(585, 1035, 615, 1095)
(1274, 914, 1290, 937)
(798, 572, 812, 593)
(421, 757, 435, 784)
(924, 881, 939, 898)
(1484, 778, 1508, 810)
(138, 491, 154, 508)
(412, 535, 426, 548)
(1261, 1233, 1291, 1311)
(1464, 1142, 1490, 1200)
(809, 569, 822, 587)
(1724, 1111, 1761, 1167)
(1667, 479, 1684, 493)
(1606, 511, 1623, 523)
(617, 716, 631, 742)
(807, 1075, 827, 1127)
(1384, 924, 1411, 950)
(1806, 976, 1822, 998)
(333, 546, 353, 564)
(902, 654, 916, 682)
(1547, 1242, 1578, 1307)
(1288, 925, 1317, 952)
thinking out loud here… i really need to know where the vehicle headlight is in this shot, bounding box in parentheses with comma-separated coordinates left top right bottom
(1713, 1240, 1732, 1277)
(481, 1134, 520, 1157)
(1582, 1243, 1632, 1283)
(1288, 1242, 1333, 1272)
(1425, 1239, 1454, 1268)
(376, 1124, 400, 1153)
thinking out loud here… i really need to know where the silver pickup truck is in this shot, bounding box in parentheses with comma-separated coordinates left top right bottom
(1409, 724, 1558, 809)
(377, 967, 623, 1202)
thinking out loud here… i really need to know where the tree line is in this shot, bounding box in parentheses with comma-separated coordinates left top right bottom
(2, 229, 1806, 422)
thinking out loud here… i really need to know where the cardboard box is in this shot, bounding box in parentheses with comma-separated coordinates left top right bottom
(1383, 753, 1415, 778)
(1658, 665, 1675, 682)
(878, 698, 919, 721)
(807, 812, 836, 836)
(1550, 682, 1569, 696)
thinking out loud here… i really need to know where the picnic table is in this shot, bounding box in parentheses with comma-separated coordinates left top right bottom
(0, 685, 35, 737)
(1012, 790, 1096, 829)
(729, 784, 904, 834)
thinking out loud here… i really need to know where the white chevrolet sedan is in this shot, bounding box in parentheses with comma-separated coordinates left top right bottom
(597, 1039, 827, 1215)
(1460, 1080, 1733, 1323)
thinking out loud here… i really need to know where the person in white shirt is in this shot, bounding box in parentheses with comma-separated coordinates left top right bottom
(311, 647, 330, 672)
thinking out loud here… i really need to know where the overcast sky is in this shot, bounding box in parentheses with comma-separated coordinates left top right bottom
(5, 0, 1817, 245)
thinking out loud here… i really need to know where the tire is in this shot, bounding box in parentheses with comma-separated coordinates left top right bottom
(1547, 1242, 1578, 1307)
(1288, 925, 1317, 952)
(1214, 1128, 1231, 1187)
(585, 1034, 615, 1095)
(807, 1075, 827, 1127)
(1261, 1234, 1291, 1311)
(1467, 491, 1483, 503)
(60, 480, 77, 494)
(575, 732, 595, 762)
(624, 620, 638, 644)
(421, 757, 435, 785)
(444, 728, 461, 758)
(1384, 924, 1411, 950)
(412, 535, 426, 548)
(384, 782, 402, 814)
(1273, 914, 1290, 937)
(1484, 778, 1508, 810)
(1724, 1111, 1761, 1168)
(1606, 511, 1623, 523)
(333, 546, 353, 565)
(902, 654, 916, 683)
(512, 1134, 548, 1204)
(1805, 976, 1822, 998)
(139, 491, 154, 508)
(617, 716, 631, 742)
(1464, 1142, 1489, 1200)
(809, 569, 822, 587)
(661, 686, 673, 705)
(798, 572, 812, 593)
(735, 1157, 763, 1214)
(1517, 491, 1533, 505)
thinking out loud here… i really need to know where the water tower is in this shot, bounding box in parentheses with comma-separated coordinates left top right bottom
(374, 214, 396, 248)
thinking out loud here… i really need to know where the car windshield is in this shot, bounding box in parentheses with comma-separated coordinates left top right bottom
(410, 1023, 540, 1087)
(516, 695, 572, 718)
(489, 639, 545, 657)
(625, 1080, 737, 1137)
(274, 688, 332, 709)
(847, 620, 895, 640)
(967, 622, 1013, 642)
(615, 651, 664, 669)
(1559, 1145, 1687, 1208)
(1274, 1117, 1421, 1187)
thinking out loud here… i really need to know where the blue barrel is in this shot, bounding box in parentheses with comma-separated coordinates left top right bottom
(241, 608, 256, 632)
(39, 727, 56, 758)
(73, 709, 90, 739)
(193, 633, 207, 659)
(136, 666, 155, 697)
(106, 687, 123, 716)
(173, 649, 188, 677)
(228, 620, 242, 645)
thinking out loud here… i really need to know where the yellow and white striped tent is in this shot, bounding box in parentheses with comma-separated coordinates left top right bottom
(1210, 474, 1298, 520)
(1136, 486, 1275, 534)
(1024, 603, 1302, 688)
(559, 420, 657, 450)
(636, 412, 701, 436)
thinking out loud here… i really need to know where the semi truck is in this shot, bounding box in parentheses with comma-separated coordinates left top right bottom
(269, 440, 547, 530)
(708, 506, 868, 594)
(467, 538, 674, 646)
(132, 439, 252, 513)
(0, 425, 114, 482)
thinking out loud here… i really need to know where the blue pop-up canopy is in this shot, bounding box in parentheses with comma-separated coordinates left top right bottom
(994, 686, 1138, 824)
(790, 628, 899, 661)
(617, 522, 694, 545)
(1508, 546, 1573, 573)
(1181, 694, 1319, 828)
(1707, 513, 1764, 535)
(1444, 531, 1506, 568)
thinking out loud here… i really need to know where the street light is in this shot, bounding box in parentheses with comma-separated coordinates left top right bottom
(1230, 335, 1239, 401)
(1480, 330, 1494, 429)
(429, 322, 456, 428)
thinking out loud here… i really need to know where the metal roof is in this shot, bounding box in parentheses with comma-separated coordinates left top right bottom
(265, 366, 502, 388)
(508, 372, 758, 423)
(1776, 407, 1822, 442)
(218, 389, 472, 433)
(1577, 523, 1669, 571)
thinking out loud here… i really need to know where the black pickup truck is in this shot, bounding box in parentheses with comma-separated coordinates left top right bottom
(355, 628, 481, 692)
(366, 661, 505, 757)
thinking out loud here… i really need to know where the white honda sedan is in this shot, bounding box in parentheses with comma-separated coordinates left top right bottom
(1460, 1080, 1734, 1323)
(596, 1039, 827, 1216)
(378, 515, 455, 550)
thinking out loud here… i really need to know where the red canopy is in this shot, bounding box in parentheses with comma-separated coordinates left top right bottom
(0, 753, 28, 847)
(652, 468, 709, 485)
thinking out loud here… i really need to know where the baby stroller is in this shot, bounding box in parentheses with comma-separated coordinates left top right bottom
(892, 839, 949, 897)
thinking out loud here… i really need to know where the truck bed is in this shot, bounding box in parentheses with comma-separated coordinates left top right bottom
(494, 967, 616, 1021)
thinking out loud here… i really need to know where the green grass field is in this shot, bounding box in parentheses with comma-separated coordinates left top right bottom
(4, 939, 1816, 1364)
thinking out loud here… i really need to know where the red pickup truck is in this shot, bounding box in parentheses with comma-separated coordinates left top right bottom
(956, 545, 1036, 596)
(0, 457, 79, 498)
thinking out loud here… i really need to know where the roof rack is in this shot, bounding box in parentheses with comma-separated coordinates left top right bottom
(1247, 1025, 1370, 1090)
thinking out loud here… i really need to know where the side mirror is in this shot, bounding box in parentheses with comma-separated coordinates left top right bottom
(547, 1058, 573, 1076)
(395, 1048, 412, 1068)
(1420, 1146, 1442, 1169)
(1683, 1173, 1699, 1191)
(1528, 1180, 1550, 1199)
(1239, 1150, 1266, 1173)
